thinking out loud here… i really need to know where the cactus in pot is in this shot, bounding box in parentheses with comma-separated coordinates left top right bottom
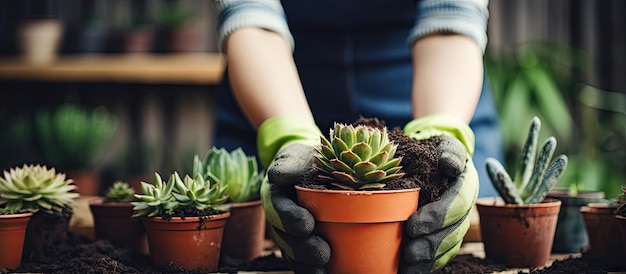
(485, 116, 568, 204)
(316, 122, 405, 190)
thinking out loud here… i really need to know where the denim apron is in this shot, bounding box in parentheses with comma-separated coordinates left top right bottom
(214, 0, 503, 197)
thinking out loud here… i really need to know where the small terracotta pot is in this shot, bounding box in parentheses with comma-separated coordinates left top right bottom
(143, 212, 230, 272)
(89, 198, 149, 254)
(581, 203, 626, 271)
(476, 197, 561, 268)
(221, 200, 266, 261)
(66, 170, 101, 196)
(0, 212, 33, 269)
(547, 189, 605, 253)
(295, 186, 420, 273)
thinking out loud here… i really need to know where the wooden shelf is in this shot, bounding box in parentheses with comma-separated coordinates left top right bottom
(0, 53, 226, 85)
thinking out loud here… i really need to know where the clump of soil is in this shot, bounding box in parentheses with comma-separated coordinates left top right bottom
(434, 254, 507, 273)
(302, 117, 452, 206)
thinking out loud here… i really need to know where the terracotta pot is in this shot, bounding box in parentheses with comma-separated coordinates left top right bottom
(547, 189, 605, 253)
(580, 203, 626, 271)
(0, 212, 33, 269)
(616, 215, 626, 258)
(67, 170, 102, 196)
(221, 200, 266, 261)
(476, 197, 561, 268)
(142, 212, 230, 272)
(89, 198, 149, 254)
(295, 186, 420, 273)
(22, 211, 71, 262)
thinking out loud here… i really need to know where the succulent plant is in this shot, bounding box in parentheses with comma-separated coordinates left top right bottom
(612, 185, 626, 216)
(486, 116, 568, 204)
(193, 147, 263, 203)
(316, 123, 405, 190)
(0, 164, 79, 214)
(132, 172, 229, 218)
(105, 181, 136, 203)
(0, 207, 19, 215)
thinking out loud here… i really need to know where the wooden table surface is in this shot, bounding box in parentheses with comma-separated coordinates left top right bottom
(0, 53, 226, 85)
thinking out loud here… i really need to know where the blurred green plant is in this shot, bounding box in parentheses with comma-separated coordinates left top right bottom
(486, 42, 625, 198)
(35, 103, 118, 171)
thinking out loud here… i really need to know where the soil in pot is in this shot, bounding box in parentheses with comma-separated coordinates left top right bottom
(547, 189, 605, 253)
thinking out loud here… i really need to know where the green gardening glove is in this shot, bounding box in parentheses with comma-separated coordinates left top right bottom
(258, 116, 331, 273)
(399, 113, 479, 273)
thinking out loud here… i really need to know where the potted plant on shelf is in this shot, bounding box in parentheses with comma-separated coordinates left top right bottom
(89, 181, 148, 254)
(36, 103, 118, 196)
(193, 147, 265, 262)
(580, 184, 626, 271)
(477, 116, 567, 268)
(294, 122, 419, 273)
(132, 171, 230, 272)
(0, 207, 33, 270)
(0, 164, 79, 262)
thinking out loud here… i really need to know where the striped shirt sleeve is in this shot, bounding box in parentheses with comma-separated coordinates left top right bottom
(408, 0, 489, 53)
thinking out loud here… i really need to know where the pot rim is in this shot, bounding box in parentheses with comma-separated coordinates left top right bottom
(476, 197, 562, 208)
(0, 211, 34, 219)
(144, 211, 231, 223)
(294, 185, 420, 195)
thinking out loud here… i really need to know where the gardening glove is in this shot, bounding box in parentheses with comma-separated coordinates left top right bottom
(400, 113, 479, 273)
(258, 116, 331, 274)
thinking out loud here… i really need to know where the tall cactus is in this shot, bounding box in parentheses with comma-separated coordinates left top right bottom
(485, 116, 568, 204)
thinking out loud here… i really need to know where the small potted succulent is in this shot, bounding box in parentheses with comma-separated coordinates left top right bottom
(477, 116, 567, 268)
(580, 184, 626, 271)
(89, 181, 148, 254)
(0, 164, 79, 262)
(294, 122, 419, 273)
(0, 207, 33, 270)
(132, 172, 230, 272)
(193, 147, 265, 261)
(36, 103, 118, 196)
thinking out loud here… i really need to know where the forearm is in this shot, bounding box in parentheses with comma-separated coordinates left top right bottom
(411, 34, 484, 124)
(226, 27, 315, 128)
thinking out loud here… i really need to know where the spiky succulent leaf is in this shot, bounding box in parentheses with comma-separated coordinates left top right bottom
(485, 116, 568, 204)
(316, 123, 405, 190)
(0, 164, 79, 214)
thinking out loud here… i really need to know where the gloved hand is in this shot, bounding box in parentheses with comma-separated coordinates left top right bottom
(257, 116, 331, 273)
(400, 113, 479, 273)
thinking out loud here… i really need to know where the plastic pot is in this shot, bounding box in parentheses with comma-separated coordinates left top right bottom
(580, 203, 626, 271)
(221, 200, 266, 261)
(0, 212, 33, 269)
(89, 198, 149, 254)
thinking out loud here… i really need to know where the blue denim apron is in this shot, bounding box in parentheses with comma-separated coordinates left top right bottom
(214, 0, 503, 197)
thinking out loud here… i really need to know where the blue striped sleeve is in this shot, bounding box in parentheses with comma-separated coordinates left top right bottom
(215, 0, 294, 52)
(408, 0, 489, 53)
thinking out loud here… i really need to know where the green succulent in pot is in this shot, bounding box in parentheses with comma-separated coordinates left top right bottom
(0, 164, 79, 214)
(486, 116, 568, 204)
(193, 147, 263, 203)
(131, 171, 229, 219)
(316, 122, 405, 190)
(105, 181, 136, 203)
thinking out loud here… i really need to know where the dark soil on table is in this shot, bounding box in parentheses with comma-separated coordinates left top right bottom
(5, 232, 611, 274)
